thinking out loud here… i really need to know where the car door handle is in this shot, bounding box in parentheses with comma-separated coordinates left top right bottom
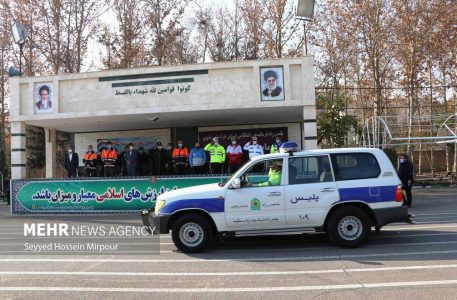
(320, 188, 336, 192)
(267, 192, 282, 196)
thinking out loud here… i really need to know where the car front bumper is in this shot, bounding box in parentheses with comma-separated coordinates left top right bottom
(140, 209, 171, 234)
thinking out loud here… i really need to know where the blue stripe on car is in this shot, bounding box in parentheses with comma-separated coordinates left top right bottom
(338, 186, 397, 203)
(160, 198, 225, 214)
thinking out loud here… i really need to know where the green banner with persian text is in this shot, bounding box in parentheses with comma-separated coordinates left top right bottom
(11, 177, 226, 215)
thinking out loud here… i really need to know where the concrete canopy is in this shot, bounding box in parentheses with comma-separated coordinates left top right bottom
(10, 58, 317, 178)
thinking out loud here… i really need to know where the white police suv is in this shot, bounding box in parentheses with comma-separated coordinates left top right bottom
(142, 145, 409, 253)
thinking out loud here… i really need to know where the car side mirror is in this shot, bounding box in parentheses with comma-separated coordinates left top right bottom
(230, 178, 241, 189)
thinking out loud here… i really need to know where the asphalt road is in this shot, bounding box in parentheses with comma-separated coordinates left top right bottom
(0, 187, 457, 299)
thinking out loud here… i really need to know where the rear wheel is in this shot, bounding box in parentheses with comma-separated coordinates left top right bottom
(327, 206, 370, 248)
(171, 214, 212, 253)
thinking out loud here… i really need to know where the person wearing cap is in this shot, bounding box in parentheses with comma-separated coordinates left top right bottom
(226, 137, 243, 173)
(82, 145, 97, 177)
(101, 141, 118, 177)
(243, 136, 264, 160)
(244, 136, 264, 172)
(124, 143, 139, 176)
(262, 70, 283, 98)
(270, 135, 283, 154)
(150, 141, 169, 176)
(172, 140, 189, 175)
(248, 161, 282, 187)
(189, 141, 207, 174)
(204, 137, 226, 174)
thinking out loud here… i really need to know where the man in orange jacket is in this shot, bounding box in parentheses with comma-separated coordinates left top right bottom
(83, 145, 98, 177)
(101, 141, 118, 177)
(172, 140, 189, 175)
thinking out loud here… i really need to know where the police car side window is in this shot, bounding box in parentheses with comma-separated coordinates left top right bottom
(288, 156, 333, 185)
(330, 153, 381, 181)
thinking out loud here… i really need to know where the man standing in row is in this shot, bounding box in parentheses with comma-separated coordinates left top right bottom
(150, 141, 168, 175)
(204, 137, 226, 174)
(83, 145, 97, 177)
(244, 136, 264, 173)
(226, 137, 243, 173)
(172, 140, 189, 175)
(64, 146, 79, 178)
(138, 147, 149, 175)
(189, 142, 206, 174)
(102, 141, 118, 177)
(270, 135, 283, 154)
(124, 143, 138, 176)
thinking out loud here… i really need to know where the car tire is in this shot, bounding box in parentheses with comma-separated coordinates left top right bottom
(171, 214, 213, 253)
(327, 206, 370, 248)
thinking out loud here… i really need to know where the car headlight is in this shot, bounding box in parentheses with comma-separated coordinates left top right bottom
(155, 199, 166, 213)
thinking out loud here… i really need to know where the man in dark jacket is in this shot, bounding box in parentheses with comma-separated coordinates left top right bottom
(124, 143, 139, 176)
(150, 141, 168, 176)
(138, 147, 149, 175)
(64, 147, 79, 177)
(398, 153, 414, 208)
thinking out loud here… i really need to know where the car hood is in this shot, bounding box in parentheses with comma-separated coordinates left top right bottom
(159, 183, 224, 201)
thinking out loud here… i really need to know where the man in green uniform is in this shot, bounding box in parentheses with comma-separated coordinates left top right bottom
(249, 161, 282, 187)
(204, 137, 226, 174)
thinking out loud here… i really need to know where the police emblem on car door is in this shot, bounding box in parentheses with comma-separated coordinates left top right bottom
(225, 159, 286, 229)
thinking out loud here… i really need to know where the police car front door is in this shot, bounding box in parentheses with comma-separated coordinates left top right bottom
(225, 159, 286, 230)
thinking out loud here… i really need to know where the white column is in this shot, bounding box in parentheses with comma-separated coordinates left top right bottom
(45, 128, 56, 178)
(303, 106, 318, 149)
(10, 121, 27, 179)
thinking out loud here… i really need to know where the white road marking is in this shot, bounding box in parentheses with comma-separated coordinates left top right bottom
(415, 212, 457, 216)
(0, 249, 457, 263)
(384, 224, 457, 231)
(376, 232, 457, 239)
(2, 280, 457, 293)
(1, 263, 457, 276)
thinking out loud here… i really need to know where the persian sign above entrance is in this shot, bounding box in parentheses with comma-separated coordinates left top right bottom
(98, 69, 208, 97)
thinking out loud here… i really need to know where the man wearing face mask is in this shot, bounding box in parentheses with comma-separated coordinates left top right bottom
(101, 141, 118, 177)
(64, 146, 79, 178)
(204, 137, 226, 174)
(226, 137, 243, 173)
(270, 135, 283, 154)
(172, 140, 189, 175)
(244, 136, 264, 173)
(189, 142, 207, 175)
(83, 145, 97, 177)
(150, 141, 168, 176)
(398, 153, 414, 208)
(125, 143, 139, 176)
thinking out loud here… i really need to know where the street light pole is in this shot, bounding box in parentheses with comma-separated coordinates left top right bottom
(19, 43, 23, 75)
(303, 21, 308, 56)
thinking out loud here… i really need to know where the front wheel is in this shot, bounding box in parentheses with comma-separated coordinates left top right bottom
(171, 214, 213, 253)
(327, 206, 370, 248)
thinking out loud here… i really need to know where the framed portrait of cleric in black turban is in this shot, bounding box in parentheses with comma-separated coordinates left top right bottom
(34, 83, 53, 113)
(260, 67, 284, 101)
